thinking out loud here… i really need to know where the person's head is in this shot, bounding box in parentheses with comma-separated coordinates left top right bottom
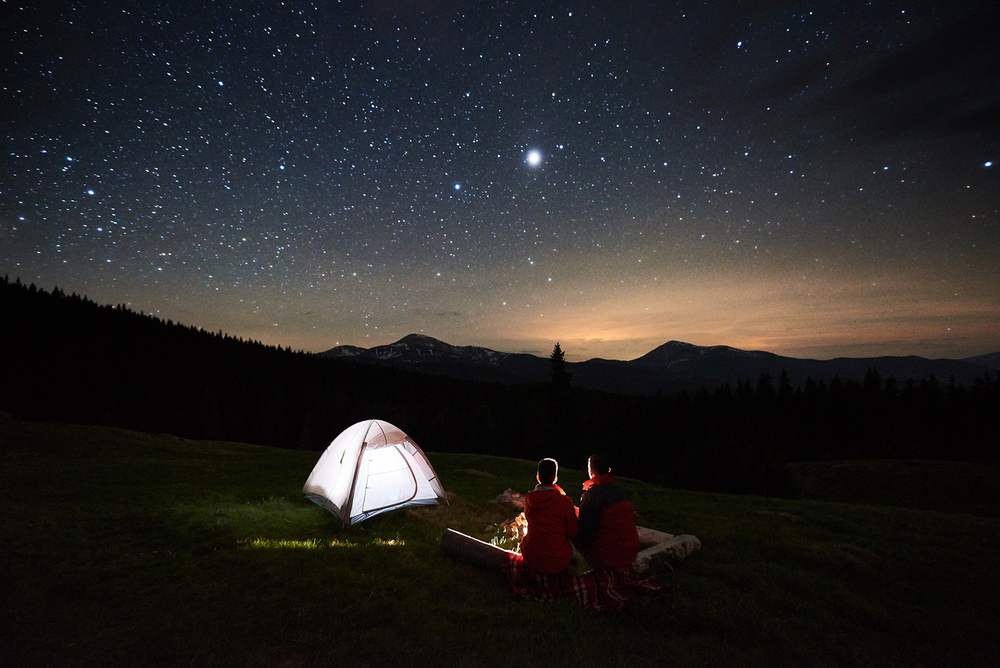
(587, 453, 612, 478)
(536, 458, 558, 485)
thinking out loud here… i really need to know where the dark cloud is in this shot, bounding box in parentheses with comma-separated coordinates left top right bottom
(797, 8, 1000, 144)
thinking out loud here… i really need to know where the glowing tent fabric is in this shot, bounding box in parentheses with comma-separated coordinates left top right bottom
(303, 419, 448, 525)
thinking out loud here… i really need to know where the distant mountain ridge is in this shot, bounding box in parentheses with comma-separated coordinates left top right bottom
(322, 333, 547, 384)
(321, 335, 999, 395)
(351, 333, 509, 365)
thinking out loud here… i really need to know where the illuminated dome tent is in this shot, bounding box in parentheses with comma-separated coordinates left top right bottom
(303, 419, 448, 525)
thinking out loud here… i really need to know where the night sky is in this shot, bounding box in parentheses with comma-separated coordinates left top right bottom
(4, 1, 998, 361)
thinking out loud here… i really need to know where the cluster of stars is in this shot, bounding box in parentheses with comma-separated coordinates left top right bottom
(2, 1, 997, 359)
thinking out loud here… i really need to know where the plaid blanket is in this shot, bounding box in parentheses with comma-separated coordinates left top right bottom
(501, 553, 662, 612)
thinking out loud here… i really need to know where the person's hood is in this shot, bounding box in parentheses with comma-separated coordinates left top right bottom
(526, 484, 568, 510)
(582, 473, 616, 491)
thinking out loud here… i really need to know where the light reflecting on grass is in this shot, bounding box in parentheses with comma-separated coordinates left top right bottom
(239, 537, 405, 549)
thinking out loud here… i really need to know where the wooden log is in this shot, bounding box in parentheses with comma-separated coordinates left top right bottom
(634, 534, 702, 573)
(636, 526, 673, 546)
(440, 526, 701, 573)
(440, 528, 513, 569)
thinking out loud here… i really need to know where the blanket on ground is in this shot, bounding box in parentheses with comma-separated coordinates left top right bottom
(501, 552, 661, 612)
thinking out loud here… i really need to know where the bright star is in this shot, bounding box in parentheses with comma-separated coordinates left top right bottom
(454, 183, 461, 190)
(526, 150, 542, 167)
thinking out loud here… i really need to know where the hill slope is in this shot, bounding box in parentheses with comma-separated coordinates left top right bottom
(2, 420, 998, 667)
(4, 278, 999, 500)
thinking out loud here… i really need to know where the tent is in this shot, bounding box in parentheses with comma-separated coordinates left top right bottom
(303, 419, 449, 525)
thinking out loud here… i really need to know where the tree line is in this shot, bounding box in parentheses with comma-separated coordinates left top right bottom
(2, 275, 997, 497)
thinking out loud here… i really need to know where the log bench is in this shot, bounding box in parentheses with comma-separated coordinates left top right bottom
(441, 526, 700, 572)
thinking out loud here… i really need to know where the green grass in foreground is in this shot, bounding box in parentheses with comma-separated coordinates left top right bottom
(1, 420, 998, 667)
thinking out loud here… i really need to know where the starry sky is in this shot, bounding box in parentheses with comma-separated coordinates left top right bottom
(3, 1, 998, 362)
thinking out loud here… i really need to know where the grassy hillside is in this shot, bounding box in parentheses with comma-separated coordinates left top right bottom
(788, 459, 1000, 519)
(2, 420, 998, 667)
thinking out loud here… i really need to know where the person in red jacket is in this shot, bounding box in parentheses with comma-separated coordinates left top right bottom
(575, 452, 639, 571)
(520, 458, 579, 574)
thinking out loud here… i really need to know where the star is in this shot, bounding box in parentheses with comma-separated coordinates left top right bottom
(2, 1, 997, 362)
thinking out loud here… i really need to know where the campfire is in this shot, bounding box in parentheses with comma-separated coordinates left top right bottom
(490, 512, 527, 551)
(487, 488, 529, 551)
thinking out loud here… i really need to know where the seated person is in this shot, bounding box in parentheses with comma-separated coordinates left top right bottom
(575, 452, 639, 571)
(520, 458, 578, 574)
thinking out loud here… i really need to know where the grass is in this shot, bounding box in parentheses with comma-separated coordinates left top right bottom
(787, 459, 1000, 518)
(2, 420, 998, 667)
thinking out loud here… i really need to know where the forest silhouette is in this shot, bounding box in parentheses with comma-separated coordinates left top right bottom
(3, 275, 997, 497)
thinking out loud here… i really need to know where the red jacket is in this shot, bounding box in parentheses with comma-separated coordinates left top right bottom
(521, 484, 578, 574)
(577, 475, 639, 571)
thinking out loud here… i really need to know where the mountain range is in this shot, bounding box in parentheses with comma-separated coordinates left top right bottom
(321, 334, 1000, 396)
